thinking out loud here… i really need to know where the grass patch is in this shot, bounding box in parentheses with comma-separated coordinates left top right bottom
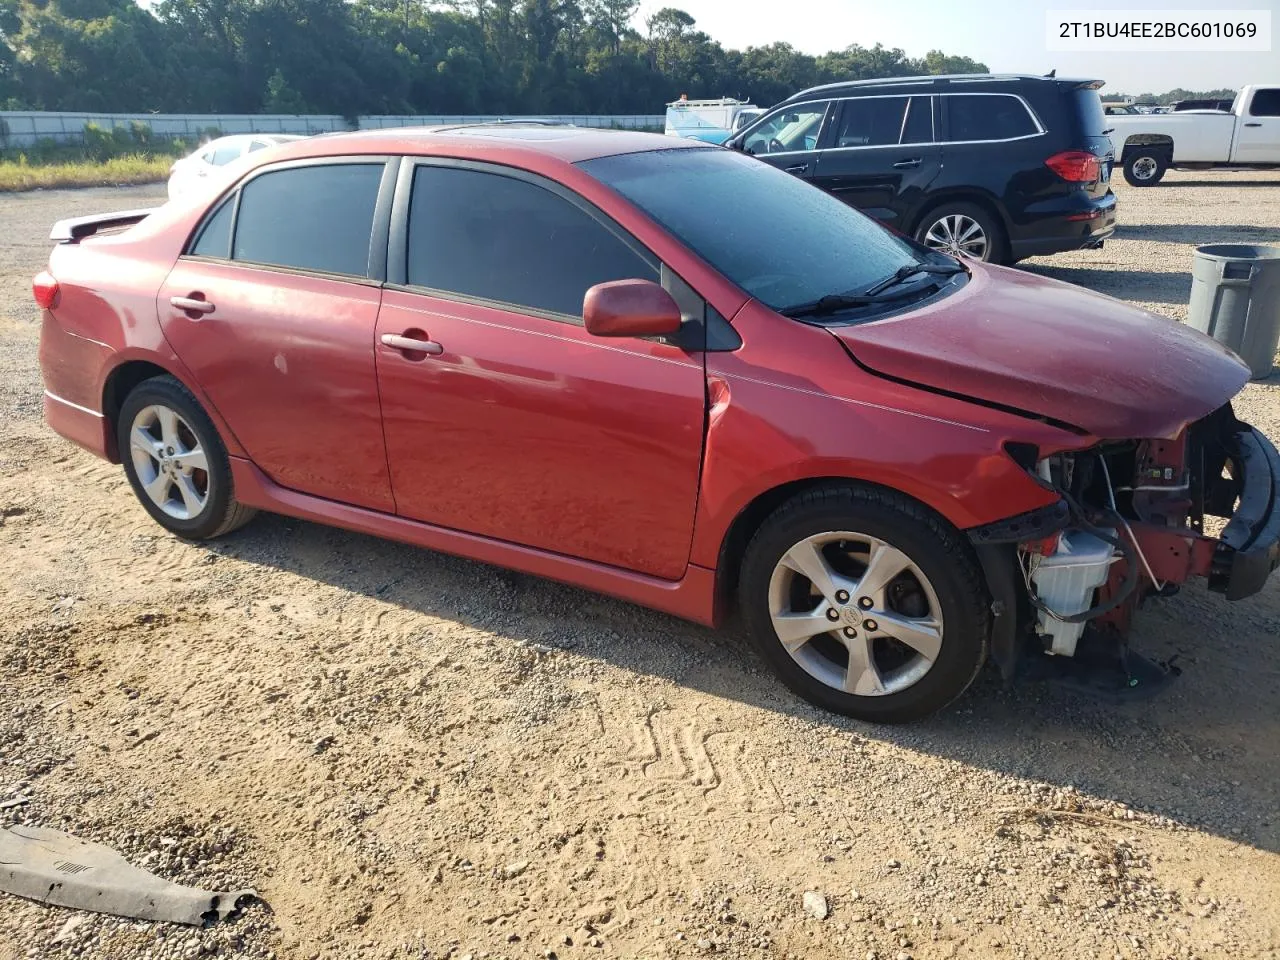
(0, 154, 175, 191)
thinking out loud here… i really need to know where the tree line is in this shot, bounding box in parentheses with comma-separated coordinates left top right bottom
(1108, 87, 1237, 107)
(0, 0, 993, 116)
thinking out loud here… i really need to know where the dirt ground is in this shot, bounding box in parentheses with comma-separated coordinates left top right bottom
(1, 170, 1278, 960)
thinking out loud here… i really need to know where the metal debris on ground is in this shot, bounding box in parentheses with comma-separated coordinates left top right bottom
(0, 826, 256, 926)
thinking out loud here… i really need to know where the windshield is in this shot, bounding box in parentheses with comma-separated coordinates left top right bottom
(580, 148, 929, 313)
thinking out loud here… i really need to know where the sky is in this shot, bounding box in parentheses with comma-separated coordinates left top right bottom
(633, 0, 1279, 94)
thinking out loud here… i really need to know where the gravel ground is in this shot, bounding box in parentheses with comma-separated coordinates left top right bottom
(1, 170, 1278, 960)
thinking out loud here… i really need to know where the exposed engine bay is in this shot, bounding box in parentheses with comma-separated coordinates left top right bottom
(973, 404, 1280, 691)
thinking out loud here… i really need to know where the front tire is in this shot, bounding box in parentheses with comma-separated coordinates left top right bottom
(1122, 150, 1167, 186)
(738, 485, 990, 723)
(117, 375, 256, 540)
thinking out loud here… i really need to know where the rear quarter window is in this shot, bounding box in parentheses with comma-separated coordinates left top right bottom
(945, 95, 1039, 141)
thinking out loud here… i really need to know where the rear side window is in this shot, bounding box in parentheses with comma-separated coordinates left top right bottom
(1249, 89, 1280, 116)
(211, 144, 242, 166)
(945, 95, 1039, 141)
(232, 163, 383, 277)
(405, 166, 657, 318)
(247, 140, 271, 153)
(833, 97, 909, 147)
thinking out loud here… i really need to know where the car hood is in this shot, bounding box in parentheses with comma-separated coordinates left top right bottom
(830, 263, 1250, 440)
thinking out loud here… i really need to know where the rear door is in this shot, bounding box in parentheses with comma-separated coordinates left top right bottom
(810, 95, 941, 228)
(159, 158, 397, 513)
(1234, 88, 1280, 163)
(374, 160, 707, 579)
(739, 100, 834, 180)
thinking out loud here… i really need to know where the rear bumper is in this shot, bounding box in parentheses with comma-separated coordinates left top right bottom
(43, 390, 111, 460)
(1211, 425, 1280, 601)
(1009, 191, 1118, 259)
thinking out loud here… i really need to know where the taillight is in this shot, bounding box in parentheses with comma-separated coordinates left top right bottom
(33, 271, 59, 310)
(1045, 150, 1101, 183)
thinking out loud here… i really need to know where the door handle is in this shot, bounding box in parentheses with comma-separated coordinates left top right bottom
(892, 158, 923, 169)
(381, 332, 444, 355)
(170, 295, 215, 315)
(1244, 122, 1262, 127)
(784, 163, 809, 174)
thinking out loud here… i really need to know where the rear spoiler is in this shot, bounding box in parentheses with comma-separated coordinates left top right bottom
(49, 208, 159, 244)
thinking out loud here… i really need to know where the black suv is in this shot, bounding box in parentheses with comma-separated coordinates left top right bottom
(727, 74, 1117, 264)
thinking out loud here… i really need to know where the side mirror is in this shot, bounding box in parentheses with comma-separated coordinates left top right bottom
(583, 279, 681, 338)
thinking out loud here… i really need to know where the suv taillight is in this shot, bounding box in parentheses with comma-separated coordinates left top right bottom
(33, 271, 59, 309)
(1045, 150, 1101, 183)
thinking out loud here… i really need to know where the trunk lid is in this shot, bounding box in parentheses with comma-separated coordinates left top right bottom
(830, 264, 1249, 440)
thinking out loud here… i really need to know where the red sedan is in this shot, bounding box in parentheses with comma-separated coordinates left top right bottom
(35, 127, 1280, 722)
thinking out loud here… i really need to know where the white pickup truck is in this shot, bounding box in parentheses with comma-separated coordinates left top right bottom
(1107, 84, 1280, 185)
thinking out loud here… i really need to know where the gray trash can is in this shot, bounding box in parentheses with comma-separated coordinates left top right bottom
(1188, 243, 1280, 380)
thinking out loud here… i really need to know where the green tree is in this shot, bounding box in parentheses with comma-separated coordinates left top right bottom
(263, 68, 306, 113)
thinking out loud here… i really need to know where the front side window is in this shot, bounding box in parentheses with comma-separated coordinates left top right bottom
(945, 95, 1039, 141)
(232, 163, 384, 277)
(583, 148, 933, 317)
(742, 102, 830, 155)
(833, 97, 909, 148)
(406, 165, 658, 318)
(1249, 89, 1280, 116)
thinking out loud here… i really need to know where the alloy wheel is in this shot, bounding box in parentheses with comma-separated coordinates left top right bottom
(767, 531, 945, 697)
(128, 404, 210, 520)
(922, 214, 989, 260)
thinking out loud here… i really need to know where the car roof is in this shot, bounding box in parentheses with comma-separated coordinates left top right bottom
(268, 124, 710, 165)
(781, 73, 1103, 103)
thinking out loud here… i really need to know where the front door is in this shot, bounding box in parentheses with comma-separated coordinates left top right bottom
(374, 162, 707, 580)
(810, 96, 942, 228)
(1235, 88, 1280, 163)
(739, 99, 834, 181)
(159, 159, 396, 512)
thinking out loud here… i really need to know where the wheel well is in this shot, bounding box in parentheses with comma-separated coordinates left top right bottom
(907, 192, 1011, 258)
(101, 360, 169, 461)
(1121, 135, 1173, 160)
(714, 477, 958, 611)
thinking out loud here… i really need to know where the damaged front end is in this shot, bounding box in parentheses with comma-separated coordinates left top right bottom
(971, 405, 1280, 689)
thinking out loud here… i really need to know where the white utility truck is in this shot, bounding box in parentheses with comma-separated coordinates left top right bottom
(664, 97, 761, 145)
(1107, 84, 1280, 185)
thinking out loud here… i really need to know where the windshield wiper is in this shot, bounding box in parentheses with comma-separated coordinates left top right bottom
(780, 292, 882, 319)
(779, 261, 968, 320)
(863, 261, 967, 297)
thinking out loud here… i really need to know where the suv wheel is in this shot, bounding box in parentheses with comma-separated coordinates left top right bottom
(738, 485, 990, 723)
(1122, 150, 1167, 186)
(915, 202, 1004, 263)
(117, 375, 257, 540)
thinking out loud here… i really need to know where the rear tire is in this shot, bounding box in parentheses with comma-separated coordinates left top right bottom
(1122, 150, 1167, 186)
(117, 375, 256, 540)
(738, 485, 990, 723)
(914, 201, 1006, 264)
